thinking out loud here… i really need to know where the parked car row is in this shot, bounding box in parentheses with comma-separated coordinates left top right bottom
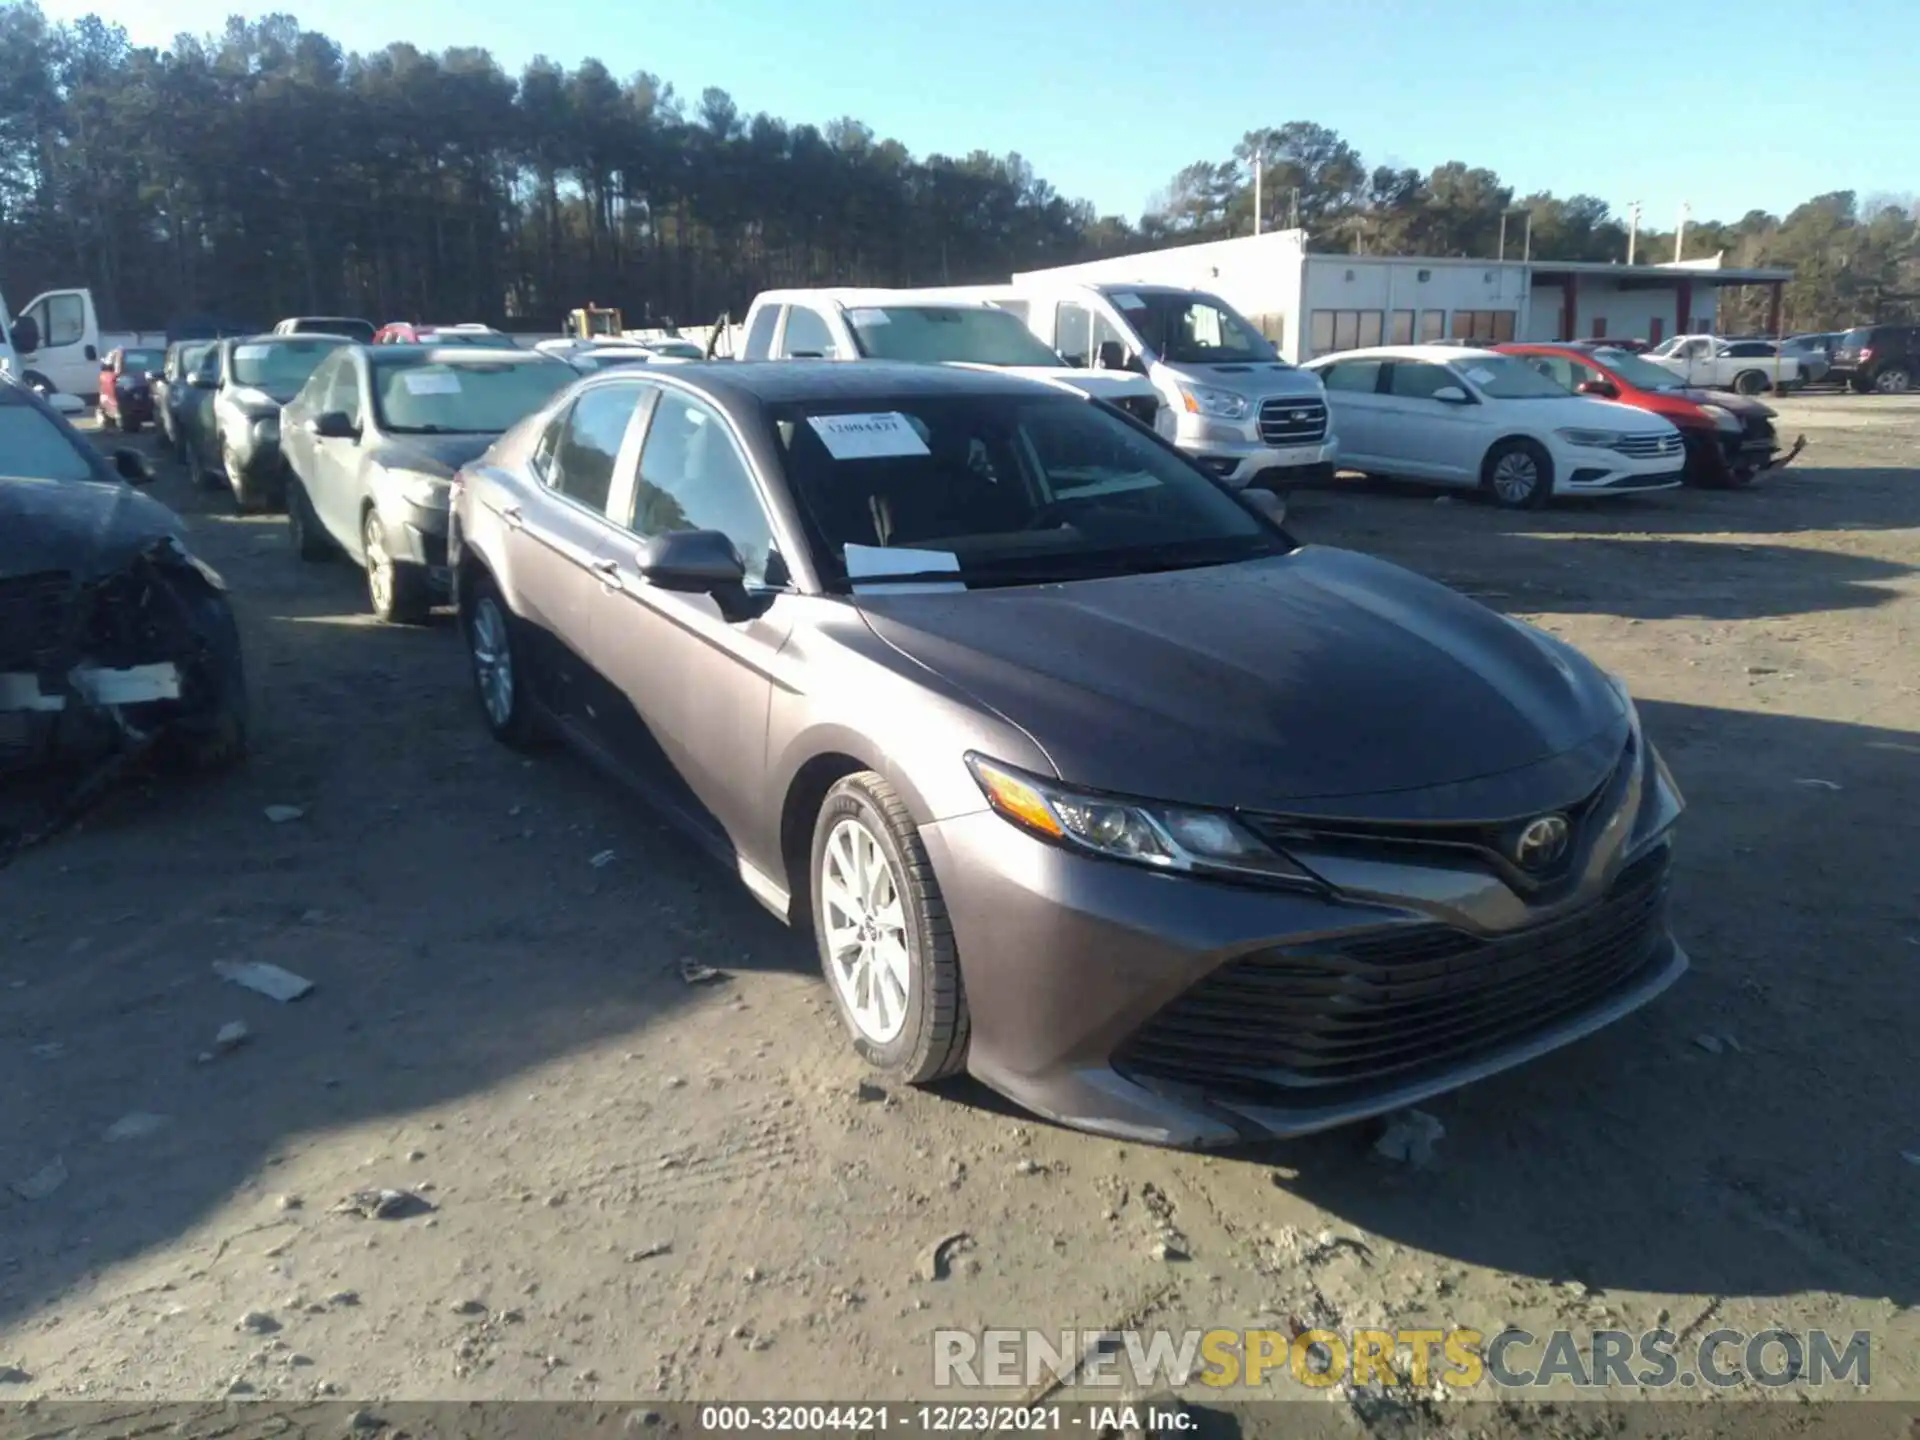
(4, 292, 1701, 1147)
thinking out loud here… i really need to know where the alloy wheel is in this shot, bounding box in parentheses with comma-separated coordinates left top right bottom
(1490, 451, 1539, 504)
(470, 595, 515, 729)
(820, 817, 911, 1044)
(1875, 367, 1912, 394)
(364, 513, 393, 615)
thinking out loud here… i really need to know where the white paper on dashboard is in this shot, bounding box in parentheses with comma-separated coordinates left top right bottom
(402, 369, 463, 395)
(844, 544, 965, 595)
(234, 344, 271, 362)
(847, 308, 891, 327)
(807, 411, 930, 460)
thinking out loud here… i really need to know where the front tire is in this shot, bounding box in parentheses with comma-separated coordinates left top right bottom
(287, 480, 332, 562)
(810, 772, 969, 1083)
(1481, 438, 1554, 509)
(362, 509, 431, 624)
(463, 572, 542, 750)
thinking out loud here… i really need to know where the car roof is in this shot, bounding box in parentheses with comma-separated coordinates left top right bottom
(1309, 344, 1500, 364)
(365, 344, 551, 363)
(753, 288, 999, 310)
(626, 359, 1057, 405)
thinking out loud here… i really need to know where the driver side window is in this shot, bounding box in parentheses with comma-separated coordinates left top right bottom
(624, 389, 779, 587)
(326, 357, 362, 426)
(1387, 361, 1458, 400)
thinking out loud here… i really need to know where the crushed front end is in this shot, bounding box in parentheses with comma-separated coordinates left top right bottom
(1, 538, 244, 851)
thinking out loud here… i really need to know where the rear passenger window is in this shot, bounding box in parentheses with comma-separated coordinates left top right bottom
(743, 306, 781, 361)
(551, 386, 643, 513)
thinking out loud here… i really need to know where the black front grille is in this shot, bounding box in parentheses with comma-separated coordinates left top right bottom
(0, 571, 77, 668)
(1118, 846, 1672, 1100)
(1116, 395, 1160, 427)
(1258, 398, 1328, 447)
(1742, 416, 1777, 445)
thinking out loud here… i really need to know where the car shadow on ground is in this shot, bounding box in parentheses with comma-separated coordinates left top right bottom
(0, 435, 816, 1336)
(1231, 696, 1919, 1309)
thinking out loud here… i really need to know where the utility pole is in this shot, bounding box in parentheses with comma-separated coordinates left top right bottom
(1674, 201, 1690, 263)
(1625, 200, 1641, 265)
(1253, 158, 1262, 236)
(1290, 187, 1300, 232)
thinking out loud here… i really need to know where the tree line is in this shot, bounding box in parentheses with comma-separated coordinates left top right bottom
(2, 4, 1913, 335)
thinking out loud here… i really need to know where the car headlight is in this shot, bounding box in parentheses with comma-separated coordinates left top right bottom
(966, 754, 1321, 889)
(1178, 384, 1250, 422)
(1554, 427, 1628, 449)
(397, 472, 450, 508)
(1696, 403, 1742, 431)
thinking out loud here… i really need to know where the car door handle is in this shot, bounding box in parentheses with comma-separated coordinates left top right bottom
(590, 558, 624, 590)
(500, 504, 524, 529)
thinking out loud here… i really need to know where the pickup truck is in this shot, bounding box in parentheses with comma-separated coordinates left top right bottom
(1, 283, 102, 411)
(736, 289, 1169, 435)
(1642, 335, 1801, 395)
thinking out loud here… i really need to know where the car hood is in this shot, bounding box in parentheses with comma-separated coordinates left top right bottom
(858, 546, 1628, 818)
(0, 474, 184, 580)
(367, 433, 498, 480)
(948, 364, 1159, 401)
(1526, 395, 1678, 432)
(1155, 360, 1323, 401)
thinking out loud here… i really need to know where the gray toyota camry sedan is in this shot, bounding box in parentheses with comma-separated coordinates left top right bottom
(447, 360, 1686, 1148)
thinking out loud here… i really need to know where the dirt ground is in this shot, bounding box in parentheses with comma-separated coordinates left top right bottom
(2, 394, 1916, 1423)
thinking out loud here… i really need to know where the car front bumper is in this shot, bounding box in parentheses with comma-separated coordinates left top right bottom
(918, 805, 1686, 1149)
(377, 499, 452, 593)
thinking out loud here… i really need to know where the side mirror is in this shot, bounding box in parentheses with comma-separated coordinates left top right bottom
(1237, 486, 1288, 526)
(1432, 385, 1473, 404)
(113, 448, 154, 484)
(188, 371, 216, 389)
(637, 529, 747, 594)
(1576, 379, 1619, 399)
(9, 317, 38, 353)
(1095, 340, 1129, 371)
(308, 410, 359, 440)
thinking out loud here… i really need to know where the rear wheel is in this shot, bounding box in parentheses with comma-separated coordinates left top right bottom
(463, 572, 542, 750)
(810, 772, 969, 1083)
(1481, 438, 1553, 509)
(1873, 365, 1912, 394)
(362, 509, 431, 624)
(1733, 369, 1769, 396)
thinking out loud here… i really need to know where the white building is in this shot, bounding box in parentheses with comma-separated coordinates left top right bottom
(1014, 231, 1792, 362)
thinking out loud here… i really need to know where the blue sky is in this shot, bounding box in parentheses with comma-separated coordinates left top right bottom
(43, 0, 1919, 228)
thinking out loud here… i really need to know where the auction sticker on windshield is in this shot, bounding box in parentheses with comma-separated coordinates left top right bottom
(807, 412, 930, 460)
(402, 369, 463, 396)
(234, 345, 271, 362)
(848, 308, 890, 326)
(844, 543, 964, 595)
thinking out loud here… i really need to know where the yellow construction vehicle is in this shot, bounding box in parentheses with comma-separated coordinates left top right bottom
(565, 304, 624, 340)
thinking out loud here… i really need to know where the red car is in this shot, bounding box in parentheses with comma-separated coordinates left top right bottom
(373, 322, 509, 347)
(98, 345, 165, 432)
(1499, 342, 1803, 488)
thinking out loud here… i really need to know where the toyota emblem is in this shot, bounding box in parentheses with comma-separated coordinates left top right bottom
(1512, 814, 1571, 870)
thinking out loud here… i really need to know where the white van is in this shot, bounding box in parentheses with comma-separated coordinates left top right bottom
(943, 281, 1336, 490)
(735, 289, 1169, 433)
(1, 284, 102, 404)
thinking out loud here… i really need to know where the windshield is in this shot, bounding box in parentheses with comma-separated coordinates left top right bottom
(1451, 355, 1570, 399)
(770, 392, 1284, 591)
(122, 349, 163, 374)
(1839, 328, 1872, 351)
(0, 404, 99, 481)
(1592, 349, 1688, 391)
(232, 338, 349, 395)
(844, 306, 1066, 367)
(644, 340, 704, 359)
(1647, 336, 1685, 357)
(424, 331, 507, 347)
(178, 341, 213, 375)
(372, 357, 573, 434)
(1117, 291, 1281, 366)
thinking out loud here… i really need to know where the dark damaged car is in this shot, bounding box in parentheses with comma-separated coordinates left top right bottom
(449, 361, 1688, 1148)
(1, 379, 246, 848)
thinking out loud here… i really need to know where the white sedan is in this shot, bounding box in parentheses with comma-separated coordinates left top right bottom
(1304, 345, 1685, 507)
